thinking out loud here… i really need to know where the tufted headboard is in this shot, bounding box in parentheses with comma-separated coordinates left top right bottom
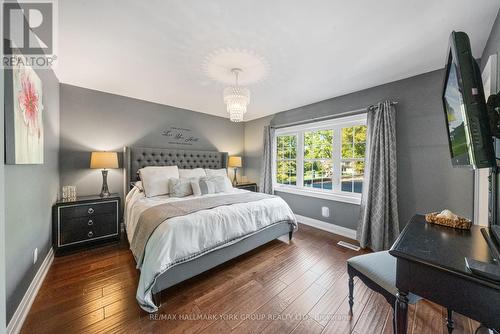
(123, 146, 228, 194)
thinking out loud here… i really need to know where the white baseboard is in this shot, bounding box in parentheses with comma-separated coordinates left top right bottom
(7, 247, 54, 334)
(295, 214, 357, 240)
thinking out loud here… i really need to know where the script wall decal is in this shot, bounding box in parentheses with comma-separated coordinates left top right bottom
(161, 127, 200, 146)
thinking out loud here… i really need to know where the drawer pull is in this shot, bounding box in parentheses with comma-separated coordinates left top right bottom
(88, 231, 94, 238)
(87, 220, 94, 226)
(88, 208, 94, 214)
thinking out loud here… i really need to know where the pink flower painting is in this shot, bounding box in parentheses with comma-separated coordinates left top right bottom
(18, 72, 42, 139)
(5, 65, 44, 164)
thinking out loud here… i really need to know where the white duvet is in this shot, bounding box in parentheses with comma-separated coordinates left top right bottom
(125, 186, 297, 312)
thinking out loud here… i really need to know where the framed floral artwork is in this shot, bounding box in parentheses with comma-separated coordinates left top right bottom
(5, 63, 44, 164)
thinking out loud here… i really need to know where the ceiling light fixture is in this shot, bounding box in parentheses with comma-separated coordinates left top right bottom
(223, 68, 250, 122)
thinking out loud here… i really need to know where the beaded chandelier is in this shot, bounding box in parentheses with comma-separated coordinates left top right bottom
(223, 68, 250, 122)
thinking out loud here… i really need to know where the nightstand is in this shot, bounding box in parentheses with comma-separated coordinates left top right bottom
(235, 182, 258, 192)
(52, 194, 120, 255)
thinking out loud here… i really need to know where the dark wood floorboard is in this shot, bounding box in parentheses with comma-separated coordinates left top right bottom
(21, 224, 480, 334)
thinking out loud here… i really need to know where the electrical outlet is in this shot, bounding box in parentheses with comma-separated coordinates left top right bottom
(321, 206, 330, 218)
(33, 248, 38, 264)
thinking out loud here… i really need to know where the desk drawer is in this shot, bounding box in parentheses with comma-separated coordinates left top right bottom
(59, 201, 117, 219)
(237, 184, 257, 192)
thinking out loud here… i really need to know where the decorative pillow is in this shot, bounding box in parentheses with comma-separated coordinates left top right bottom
(191, 180, 202, 196)
(169, 178, 194, 198)
(199, 175, 233, 195)
(179, 168, 206, 179)
(199, 177, 217, 195)
(205, 168, 228, 177)
(139, 166, 179, 198)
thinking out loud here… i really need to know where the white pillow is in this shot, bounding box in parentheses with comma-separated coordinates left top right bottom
(205, 168, 228, 177)
(218, 175, 234, 192)
(169, 178, 194, 198)
(139, 166, 179, 198)
(179, 168, 206, 179)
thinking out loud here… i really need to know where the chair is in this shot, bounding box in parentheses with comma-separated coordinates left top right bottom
(347, 251, 454, 333)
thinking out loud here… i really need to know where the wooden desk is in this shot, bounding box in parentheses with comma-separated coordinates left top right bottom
(390, 215, 500, 333)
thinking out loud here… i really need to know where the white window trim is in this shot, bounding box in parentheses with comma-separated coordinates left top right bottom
(272, 113, 367, 205)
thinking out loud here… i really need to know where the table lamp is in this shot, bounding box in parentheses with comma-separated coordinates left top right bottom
(90, 151, 119, 197)
(228, 156, 242, 186)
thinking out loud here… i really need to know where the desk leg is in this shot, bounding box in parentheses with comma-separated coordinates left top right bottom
(446, 309, 454, 334)
(395, 289, 409, 334)
(348, 275, 354, 316)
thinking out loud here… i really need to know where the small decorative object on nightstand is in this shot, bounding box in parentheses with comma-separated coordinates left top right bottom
(90, 151, 119, 197)
(235, 182, 258, 192)
(228, 156, 242, 186)
(62, 185, 77, 201)
(52, 194, 120, 255)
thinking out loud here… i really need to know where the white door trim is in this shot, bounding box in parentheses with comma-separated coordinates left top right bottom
(474, 168, 490, 225)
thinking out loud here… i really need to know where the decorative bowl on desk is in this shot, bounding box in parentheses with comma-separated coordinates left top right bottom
(425, 210, 472, 230)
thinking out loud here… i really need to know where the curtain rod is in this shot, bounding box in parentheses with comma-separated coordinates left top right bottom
(271, 101, 398, 129)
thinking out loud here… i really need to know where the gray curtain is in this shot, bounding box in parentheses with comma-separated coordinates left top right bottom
(357, 101, 399, 251)
(259, 125, 275, 194)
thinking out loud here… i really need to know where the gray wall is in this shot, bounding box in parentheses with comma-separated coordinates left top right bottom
(4, 65, 60, 322)
(245, 69, 474, 230)
(480, 9, 500, 79)
(0, 30, 7, 332)
(59, 84, 245, 201)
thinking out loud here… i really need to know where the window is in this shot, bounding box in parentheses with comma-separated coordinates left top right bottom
(304, 130, 333, 190)
(276, 134, 297, 185)
(273, 114, 367, 204)
(341, 126, 366, 193)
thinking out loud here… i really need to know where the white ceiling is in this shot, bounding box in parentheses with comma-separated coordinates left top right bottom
(56, 0, 500, 121)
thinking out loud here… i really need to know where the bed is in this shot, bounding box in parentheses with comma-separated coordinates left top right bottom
(123, 146, 297, 312)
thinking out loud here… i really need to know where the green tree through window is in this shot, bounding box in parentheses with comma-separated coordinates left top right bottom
(342, 125, 366, 193)
(304, 130, 333, 190)
(276, 135, 297, 185)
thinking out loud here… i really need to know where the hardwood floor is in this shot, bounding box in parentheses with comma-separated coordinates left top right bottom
(21, 224, 480, 334)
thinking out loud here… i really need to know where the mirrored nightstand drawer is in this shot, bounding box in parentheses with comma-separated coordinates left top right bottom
(53, 195, 120, 255)
(59, 201, 117, 219)
(59, 213, 118, 246)
(235, 183, 258, 192)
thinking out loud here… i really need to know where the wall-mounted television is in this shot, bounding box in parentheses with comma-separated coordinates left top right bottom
(442, 31, 495, 169)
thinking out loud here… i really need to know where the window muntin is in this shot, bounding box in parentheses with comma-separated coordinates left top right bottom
(273, 115, 367, 200)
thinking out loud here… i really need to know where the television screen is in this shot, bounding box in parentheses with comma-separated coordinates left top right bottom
(444, 63, 469, 163)
(442, 31, 495, 169)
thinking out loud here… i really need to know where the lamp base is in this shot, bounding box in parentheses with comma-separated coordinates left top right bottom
(232, 167, 238, 186)
(100, 169, 111, 197)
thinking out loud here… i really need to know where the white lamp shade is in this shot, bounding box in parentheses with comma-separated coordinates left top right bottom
(228, 156, 242, 168)
(90, 152, 119, 169)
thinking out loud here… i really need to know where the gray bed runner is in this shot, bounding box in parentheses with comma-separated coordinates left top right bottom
(131, 192, 275, 265)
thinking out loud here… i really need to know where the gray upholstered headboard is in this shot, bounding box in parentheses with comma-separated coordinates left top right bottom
(123, 146, 228, 194)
